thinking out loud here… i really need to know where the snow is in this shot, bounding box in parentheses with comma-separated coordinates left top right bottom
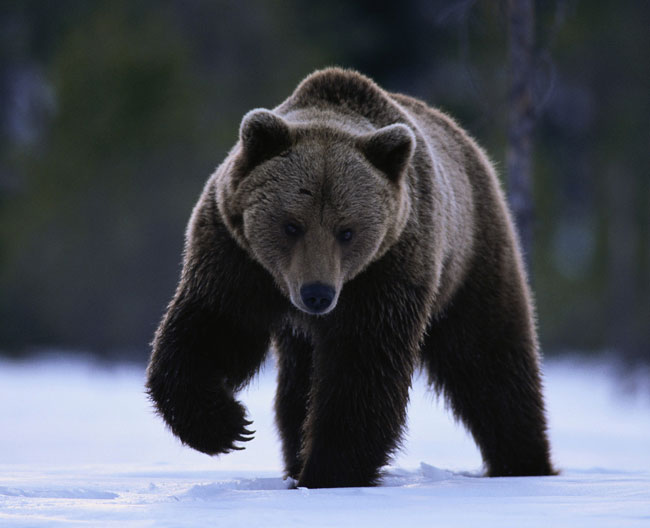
(1, 355, 649, 527)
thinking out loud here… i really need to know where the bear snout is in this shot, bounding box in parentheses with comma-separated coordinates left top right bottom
(299, 282, 336, 314)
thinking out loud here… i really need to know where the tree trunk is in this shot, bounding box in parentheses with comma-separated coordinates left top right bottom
(506, 0, 535, 272)
(606, 163, 638, 362)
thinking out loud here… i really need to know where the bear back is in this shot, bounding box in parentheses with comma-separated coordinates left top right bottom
(278, 68, 406, 128)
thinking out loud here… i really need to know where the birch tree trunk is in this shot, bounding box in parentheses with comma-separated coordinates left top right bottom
(506, 0, 535, 272)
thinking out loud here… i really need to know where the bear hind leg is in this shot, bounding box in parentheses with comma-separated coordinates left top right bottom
(421, 270, 555, 477)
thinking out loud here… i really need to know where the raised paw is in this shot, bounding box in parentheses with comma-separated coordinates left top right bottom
(167, 396, 256, 456)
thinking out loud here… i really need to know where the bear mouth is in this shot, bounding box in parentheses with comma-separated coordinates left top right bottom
(294, 302, 338, 316)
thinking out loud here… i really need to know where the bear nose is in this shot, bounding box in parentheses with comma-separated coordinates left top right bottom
(300, 282, 335, 313)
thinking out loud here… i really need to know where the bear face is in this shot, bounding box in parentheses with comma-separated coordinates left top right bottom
(217, 110, 415, 315)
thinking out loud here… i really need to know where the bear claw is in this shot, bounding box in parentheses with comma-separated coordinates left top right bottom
(236, 429, 255, 442)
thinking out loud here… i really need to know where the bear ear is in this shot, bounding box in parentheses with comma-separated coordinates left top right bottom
(239, 109, 292, 170)
(357, 124, 415, 183)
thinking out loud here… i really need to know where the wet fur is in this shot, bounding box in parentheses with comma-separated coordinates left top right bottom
(146, 68, 554, 488)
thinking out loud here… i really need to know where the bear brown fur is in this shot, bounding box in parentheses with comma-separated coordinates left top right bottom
(146, 67, 554, 488)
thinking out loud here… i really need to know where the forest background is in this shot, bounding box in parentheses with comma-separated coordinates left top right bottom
(1, 0, 648, 365)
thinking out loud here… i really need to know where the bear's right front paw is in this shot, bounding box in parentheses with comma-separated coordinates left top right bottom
(174, 398, 255, 456)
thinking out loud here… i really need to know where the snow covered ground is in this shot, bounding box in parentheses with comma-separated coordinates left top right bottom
(1, 354, 649, 527)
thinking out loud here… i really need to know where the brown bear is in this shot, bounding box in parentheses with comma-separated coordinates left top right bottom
(146, 67, 554, 488)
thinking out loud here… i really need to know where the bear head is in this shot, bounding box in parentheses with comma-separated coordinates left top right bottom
(216, 109, 415, 315)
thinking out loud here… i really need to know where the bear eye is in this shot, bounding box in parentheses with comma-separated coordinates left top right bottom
(337, 228, 353, 243)
(284, 222, 302, 237)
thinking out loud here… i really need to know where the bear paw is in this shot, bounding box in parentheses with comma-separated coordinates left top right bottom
(175, 398, 256, 456)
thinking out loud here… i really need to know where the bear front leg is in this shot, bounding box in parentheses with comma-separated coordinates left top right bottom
(146, 192, 285, 456)
(297, 323, 418, 488)
(273, 326, 313, 480)
(146, 289, 270, 455)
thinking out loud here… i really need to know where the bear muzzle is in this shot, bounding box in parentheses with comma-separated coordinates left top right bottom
(298, 282, 337, 315)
